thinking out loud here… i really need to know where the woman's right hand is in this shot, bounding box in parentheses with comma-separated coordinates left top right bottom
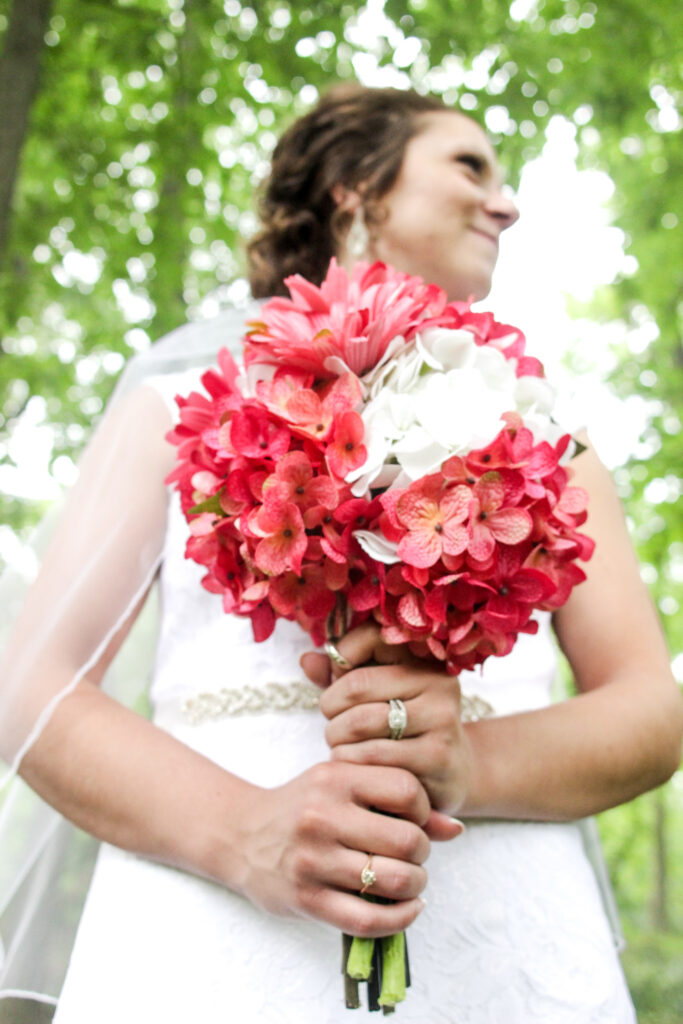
(235, 761, 441, 938)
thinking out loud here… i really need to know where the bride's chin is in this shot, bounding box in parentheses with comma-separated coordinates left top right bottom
(446, 274, 493, 304)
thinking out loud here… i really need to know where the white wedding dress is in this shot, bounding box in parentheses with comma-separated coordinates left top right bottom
(51, 467, 637, 1023)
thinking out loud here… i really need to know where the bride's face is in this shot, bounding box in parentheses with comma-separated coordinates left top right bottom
(364, 112, 519, 302)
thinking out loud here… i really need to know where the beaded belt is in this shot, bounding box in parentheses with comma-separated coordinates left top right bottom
(179, 681, 494, 726)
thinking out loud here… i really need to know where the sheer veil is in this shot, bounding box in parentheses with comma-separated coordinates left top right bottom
(0, 301, 261, 1003)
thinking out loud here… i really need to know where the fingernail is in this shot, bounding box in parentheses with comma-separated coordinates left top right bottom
(419, 898, 427, 908)
(450, 817, 466, 835)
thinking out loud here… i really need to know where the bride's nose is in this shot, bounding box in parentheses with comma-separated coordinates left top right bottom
(485, 187, 520, 230)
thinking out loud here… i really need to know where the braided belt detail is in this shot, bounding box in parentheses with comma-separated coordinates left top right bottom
(460, 694, 495, 722)
(180, 682, 495, 725)
(181, 680, 320, 724)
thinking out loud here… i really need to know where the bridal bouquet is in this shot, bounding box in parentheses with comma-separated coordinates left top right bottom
(165, 259, 594, 1011)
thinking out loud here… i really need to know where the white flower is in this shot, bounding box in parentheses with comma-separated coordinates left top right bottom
(353, 530, 401, 564)
(415, 326, 479, 372)
(236, 361, 276, 397)
(344, 325, 569, 495)
(514, 375, 555, 418)
(354, 334, 412, 396)
(407, 355, 513, 454)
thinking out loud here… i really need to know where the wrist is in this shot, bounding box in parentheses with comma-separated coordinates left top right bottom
(176, 767, 263, 893)
(456, 719, 499, 817)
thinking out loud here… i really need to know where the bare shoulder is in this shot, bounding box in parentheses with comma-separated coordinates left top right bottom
(553, 432, 672, 690)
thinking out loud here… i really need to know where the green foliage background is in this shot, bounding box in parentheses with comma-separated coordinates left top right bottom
(0, 0, 681, 1017)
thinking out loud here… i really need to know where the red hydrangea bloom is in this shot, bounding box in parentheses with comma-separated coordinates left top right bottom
(263, 451, 338, 512)
(326, 411, 367, 479)
(467, 472, 533, 562)
(393, 477, 470, 568)
(248, 492, 308, 576)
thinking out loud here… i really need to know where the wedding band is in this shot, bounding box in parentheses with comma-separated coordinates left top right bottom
(388, 698, 407, 740)
(324, 641, 352, 671)
(360, 854, 376, 894)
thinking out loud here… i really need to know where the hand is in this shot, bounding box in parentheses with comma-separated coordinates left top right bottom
(236, 760, 444, 938)
(301, 624, 474, 814)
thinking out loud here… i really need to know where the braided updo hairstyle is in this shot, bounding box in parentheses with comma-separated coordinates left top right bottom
(247, 85, 449, 297)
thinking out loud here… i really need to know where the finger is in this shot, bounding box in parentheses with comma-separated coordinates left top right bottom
(322, 849, 427, 902)
(342, 770, 432, 831)
(331, 621, 382, 667)
(337, 804, 430, 865)
(299, 651, 331, 687)
(325, 637, 357, 680)
(345, 763, 431, 829)
(330, 622, 420, 670)
(306, 889, 426, 939)
(326, 688, 460, 748)
(325, 698, 423, 748)
(331, 735, 434, 781)
(301, 626, 423, 689)
(319, 663, 429, 719)
(423, 810, 466, 842)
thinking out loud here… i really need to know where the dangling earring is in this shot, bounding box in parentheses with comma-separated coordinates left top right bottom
(346, 207, 369, 261)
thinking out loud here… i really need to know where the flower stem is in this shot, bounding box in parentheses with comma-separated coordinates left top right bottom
(346, 935, 375, 980)
(342, 934, 361, 1008)
(378, 931, 407, 1008)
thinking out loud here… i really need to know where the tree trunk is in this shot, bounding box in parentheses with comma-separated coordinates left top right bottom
(0, 0, 53, 263)
(147, 0, 205, 338)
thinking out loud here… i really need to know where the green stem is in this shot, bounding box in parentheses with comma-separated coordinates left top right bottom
(378, 932, 406, 1007)
(346, 935, 375, 980)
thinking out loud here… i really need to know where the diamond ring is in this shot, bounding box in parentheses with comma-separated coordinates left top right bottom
(360, 854, 376, 894)
(388, 698, 407, 740)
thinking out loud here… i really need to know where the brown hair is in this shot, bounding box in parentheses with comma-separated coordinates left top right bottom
(246, 85, 449, 297)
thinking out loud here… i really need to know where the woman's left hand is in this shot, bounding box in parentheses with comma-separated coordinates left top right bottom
(301, 623, 474, 814)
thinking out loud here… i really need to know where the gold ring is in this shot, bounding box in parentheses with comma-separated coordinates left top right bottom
(324, 640, 352, 671)
(360, 854, 376, 895)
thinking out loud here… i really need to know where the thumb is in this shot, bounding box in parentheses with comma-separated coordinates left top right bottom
(424, 810, 466, 842)
(300, 651, 331, 688)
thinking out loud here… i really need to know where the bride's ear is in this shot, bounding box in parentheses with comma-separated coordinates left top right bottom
(331, 183, 362, 213)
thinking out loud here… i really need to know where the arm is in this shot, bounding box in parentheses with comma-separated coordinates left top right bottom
(464, 440, 682, 819)
(21, 680, 435, 937)
(311, 440, 683, 820)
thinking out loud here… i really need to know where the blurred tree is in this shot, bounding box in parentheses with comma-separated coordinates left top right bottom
(0, 0, 53, 261)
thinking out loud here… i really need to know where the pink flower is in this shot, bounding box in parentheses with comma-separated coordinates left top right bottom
(244, 259, 447, 378)
(263, 451, 338, 512)
(269, 565, 337, 620)
(347, 560, 384, 612)
(467, 472, 533, 562)
(228, 404, 292, 461)
(254, 368, 314, 417)
(249, 492, 308, 576)
(326, 411, 367, 479)
(394, 477, 471, 568)
(274, 373, 362, 444)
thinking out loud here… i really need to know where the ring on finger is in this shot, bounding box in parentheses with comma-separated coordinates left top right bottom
(360, 854, 376, 895)
(388, 698, 407, 740)
(324, 640, 353, 671)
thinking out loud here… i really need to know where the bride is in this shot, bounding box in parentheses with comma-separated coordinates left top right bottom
(1, 85, 681, 1022)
